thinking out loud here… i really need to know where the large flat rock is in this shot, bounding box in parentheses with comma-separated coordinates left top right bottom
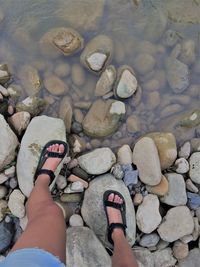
(17, 115, 66, 197)
(66, 227, 111, 267)
(81, 174, 136, 248)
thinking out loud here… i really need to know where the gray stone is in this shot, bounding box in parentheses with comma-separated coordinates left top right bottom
(186, 179, 198, 193)
(69, 214, 84, 227)
(160, 173, 187, 206)
(175, 158, 189, 174)
(17, 115, 66, 197)
(110, 164, 124, 180)
(136, 194, 161, 234)
(82, 99, 124, 138)
(133, 247, 154, 267)
(180, 40, 196, 65)
(178, 248, 200, 267)
(158, 206, 194, 242)
(58, 96, 72, 133)
(44, 75, 69, 96)
(81, 174, 136, 248)
(66, 227, 111, 267)
(139, 233, 160, 248)
(0, 219, 14, 253)
(8, 111, 31, 135)
(153, 248, 177, 267)
(78, 147, 116, 175)
(133, 137, 162, 186)
(178, 141, 191, 159)
(56, 175, 67, 190)
(0, 186, 7, 199)
(163, 29, 179, 47)
(0, 200, 7, 222)
(8, 189, 25, 219)
(173, 241, 189, 260)
(179, 110, 200, 128)
(189, 152, 200, 184)
(95, 65, 116, 96)
(0, 115, 18, 171)
(81, 35, 113, 73)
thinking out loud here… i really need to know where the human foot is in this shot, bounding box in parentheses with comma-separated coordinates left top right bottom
(104, 191, 127, 244)
(35, 141, 68, 185)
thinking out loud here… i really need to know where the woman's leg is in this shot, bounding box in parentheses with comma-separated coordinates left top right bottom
(11, 144, 66, 264)
(106, 193, 138, 267)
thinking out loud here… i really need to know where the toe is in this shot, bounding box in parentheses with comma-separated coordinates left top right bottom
(48, 145, 52, 152)
(59, 144, 65, 153)
(114, 194, 119, 203)
(55, 143, 59, 152)
(108, 193, 114, 202)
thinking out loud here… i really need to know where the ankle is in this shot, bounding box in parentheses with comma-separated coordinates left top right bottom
(112, 228, 125, 242)
(35, 174, 51, 186)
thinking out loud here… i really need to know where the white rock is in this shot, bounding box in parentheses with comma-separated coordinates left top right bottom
(0, 186, 7, 199)
(117, 144, 132, 165)
(158, 206, 194, 242)
(0, 115, 18, 171)
(0, 200, 7, 222)
(180, 234, 193, 244)
(136, 194, 162, 234)
(78, 147, 116, 175)
(8, 189, 25, 218)
(174, 158, 189, 174)
(87, 53, 107, 71)
(109, 101, 126, 115)
(133, 137, 162, 186)
(64, 181, 84, 193)
(133, 247, 154, 267)
(189, 152, 200, 184)
(69, 214, 84, 227)
(17, 115, 66, 197)
(160, 173, 187, 206)
(56, 175, 67, 190)
(19, 215, 28, 231)
(4, 166, 15, 177)
(0, 255, 5, 262)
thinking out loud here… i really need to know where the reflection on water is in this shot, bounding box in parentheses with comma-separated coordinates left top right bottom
(0, 0, 200, 148)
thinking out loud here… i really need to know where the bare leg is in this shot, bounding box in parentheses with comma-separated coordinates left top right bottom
(11, 144, 66, 264)
(106, 193, 138, 267)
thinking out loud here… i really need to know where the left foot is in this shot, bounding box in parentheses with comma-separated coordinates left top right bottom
(36, 143, 65, 183)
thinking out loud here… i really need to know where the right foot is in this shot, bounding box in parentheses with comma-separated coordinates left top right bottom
(106, 193, 125, 241)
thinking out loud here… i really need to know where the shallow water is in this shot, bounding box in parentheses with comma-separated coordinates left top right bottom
(0, 0, 200, 148)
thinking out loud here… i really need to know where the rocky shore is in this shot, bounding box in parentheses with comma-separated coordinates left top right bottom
(1, 0, 200, 266)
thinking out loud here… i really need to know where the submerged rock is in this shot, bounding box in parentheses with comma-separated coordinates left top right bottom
(44, 75, 69, 96)
(0, 64, 11, 85)
(78, 147, 116, 175)
(66, 227, 111, 267)
(179, 109, 200, 128)
(81, 35, 113, 73)
(40, 27, 84, 57)
(16, 96, 47, 117)
(18, 65, 41, 96)
(115, 66, 138, 99)
(81, 174, 136, 248)
(82, 99, 124, 138)
(58, 97, 72, 133)
(95, 65, 116, 96)
(0, 115, 18, 171)
(17, 115, 66, 197)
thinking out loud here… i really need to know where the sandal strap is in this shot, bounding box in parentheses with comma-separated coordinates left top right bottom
(104, 201, 124, 210)
(47, 151, 65, 158)
(108, 223, 127, 245)
(35, 169, 55, 184)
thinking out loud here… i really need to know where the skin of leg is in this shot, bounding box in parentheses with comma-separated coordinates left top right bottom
(107, 194, 138, 267)
(11, 144, 67, 264)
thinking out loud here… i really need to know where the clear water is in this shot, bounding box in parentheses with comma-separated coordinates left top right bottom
(0, 0, 200, 148)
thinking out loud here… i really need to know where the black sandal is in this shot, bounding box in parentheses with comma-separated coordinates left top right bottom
(34, 140, 69, 185)
(103, 190, 127, 245)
